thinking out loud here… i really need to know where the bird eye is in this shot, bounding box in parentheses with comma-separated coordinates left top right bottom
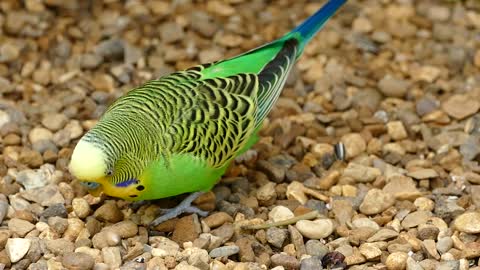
(80, 181, 100, 189)
(106, 169, 113, 176)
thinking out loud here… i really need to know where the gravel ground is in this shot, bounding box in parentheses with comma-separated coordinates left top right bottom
(1, 0, 480, 269)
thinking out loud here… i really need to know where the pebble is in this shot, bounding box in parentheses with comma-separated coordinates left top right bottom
(202, 212, 232, 229)
(0, 110, 10, 129)
(186, 248, 209, 270)
(236, 237, 255, 262)
(41, 113, 68, 131)
(385, 252, 408, 270)
(422, 239, 440, 260)
(378, 75, 410, 98)
(41, 203, 68, 219)
(300, 256, 323, 270)
(8, 218, 35, 237)
(295, 219, 334, 239)
(453, 212, 480, 233)
(351, 218, 380, 231)
(29, 127, 53, 144)
(305, 240, 329, 257)
(359, 243, 382, 260)
(5, 238, 31, 264)
(427, 5, 450, 21)
(417, 224, 439, 240)
(407, 169, 438, 179)
(209, 245, 240, 258)
(47, 216, 69, 235)
(257, 160, 286, 183)
(20, 183, 65, 206)
(401, 211, 432, 229)
(342, 163, 381, 183)
(0, 43, 20, 62)
(93, 202, 123, 223)
(211, 224, 234, 245)
(442, 94, 480, 120)
(62, 252, 95, 270)
(151, 237, 180, 257)
(92, 230, 121, 249)
(359, 189, 395, 215)
(172, 215, 201, 244)
(160, 22, 185, 43)
(0, 201, 8, 224)
(387, 121, 408, 141)
(270, 254, 300, 270)
(15, 164, 58, 190)
(107, 220, 138, 238)
(461, 242, 480, 259)
(352, 17, 373, 33)
(436, 237, 453, 254)
(46, 238, 75, 255)
(72, 198, 91, 219)
(256, 182, 277, 206)
(340, 133, 366, 159)
(266, 227, 288, 248)
(289, 225, 306, 257)
(414, 197, 435, 212)
(367, 229, 399, 242)
(268, 206, 294, 222)
(102, 247, 122, 269)
(383, 176, 421, 201)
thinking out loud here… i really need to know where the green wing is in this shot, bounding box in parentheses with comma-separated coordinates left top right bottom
(176, 39, 298, 168)
(102, 39, 298, 170)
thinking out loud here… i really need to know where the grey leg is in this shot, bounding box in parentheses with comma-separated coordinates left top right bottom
(150, 192, 209, 227)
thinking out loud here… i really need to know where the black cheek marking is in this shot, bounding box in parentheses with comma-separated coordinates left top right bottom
(130, 195, 138, 198)
(136, 185, 145, 191)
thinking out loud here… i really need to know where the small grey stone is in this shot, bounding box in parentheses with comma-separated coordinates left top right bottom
(41, 203, 67, 219)
(437, 260, 459, 270)
(209, 245, 240, 258)
(266, 227, 288, 249)
(305, 240, 329, 257)
(378, 75, 410, 98)
(81, 53, 103, 69)
(47, 216, 68, 235)
(0, 201, 8, 224)
(436, 237, 453, 254)
(95, 39, 125, 60)
(160, 22, 185, 43)
(300, 256, 323, 270)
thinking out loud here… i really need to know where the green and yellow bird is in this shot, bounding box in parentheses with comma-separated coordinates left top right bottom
(69, 0, 347, 225)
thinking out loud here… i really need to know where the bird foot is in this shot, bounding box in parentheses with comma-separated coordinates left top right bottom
(150, 192, 209, 228)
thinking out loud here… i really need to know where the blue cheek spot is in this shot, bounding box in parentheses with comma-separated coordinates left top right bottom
(80, 181, 100, 189)
(115, 178, 139, 187)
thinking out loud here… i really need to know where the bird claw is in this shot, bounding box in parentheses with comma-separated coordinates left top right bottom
(150, 192, 208, 228)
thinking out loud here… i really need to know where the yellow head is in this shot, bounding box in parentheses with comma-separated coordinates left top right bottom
(69, 139, 147, 200)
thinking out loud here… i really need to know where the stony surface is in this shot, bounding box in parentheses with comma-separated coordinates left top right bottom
(0, 0, 479, 269)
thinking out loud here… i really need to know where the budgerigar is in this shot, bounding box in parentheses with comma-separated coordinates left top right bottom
(69, 0, 347, 226)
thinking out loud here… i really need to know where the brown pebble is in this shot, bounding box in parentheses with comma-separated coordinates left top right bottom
(271, 253, 300, 269)
(236, 237, 255, 262)
(153, 218, 178, 232)
(172, 215, 201, 244)
(203, 212, 233, 228)
(62, 252, 95, 270)
(93, 202, 123, 223)
(193, 191, 216, 211)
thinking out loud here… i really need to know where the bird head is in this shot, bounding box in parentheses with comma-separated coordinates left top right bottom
(69, 138, 147, 201)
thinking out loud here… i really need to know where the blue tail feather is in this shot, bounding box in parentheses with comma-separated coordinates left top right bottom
(290, 0, 347, 49)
